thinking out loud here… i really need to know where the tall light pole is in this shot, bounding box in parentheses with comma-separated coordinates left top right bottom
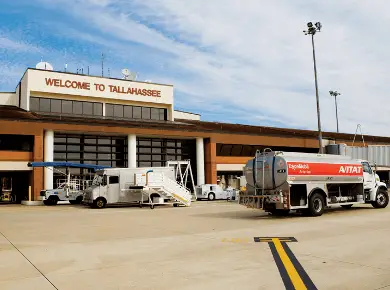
(329, 90, 341, 133)
(304, 22, 323, 154)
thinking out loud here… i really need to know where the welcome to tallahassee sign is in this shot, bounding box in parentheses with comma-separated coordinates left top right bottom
(44, 77, 162, 97)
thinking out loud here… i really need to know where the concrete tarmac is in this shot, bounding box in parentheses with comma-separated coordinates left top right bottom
(0, 201, 390, 290)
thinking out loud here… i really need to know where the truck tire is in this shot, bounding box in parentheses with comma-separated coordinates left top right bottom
(45, 196, 58, 206)
(93, 197, 106, 209)
(371, 188, 389, 209)
(208, 193, 215, 201)
(308, 192, 325, 216)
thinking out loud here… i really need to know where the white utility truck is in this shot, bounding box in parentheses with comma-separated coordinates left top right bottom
(82, 167, 192, 209)
(239, 150, 389, 216)
(195, 184, 236, 201)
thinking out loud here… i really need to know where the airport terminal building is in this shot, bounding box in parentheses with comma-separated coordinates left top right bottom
(1, 68, 390, 203)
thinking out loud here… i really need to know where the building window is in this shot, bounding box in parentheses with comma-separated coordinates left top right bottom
(216, 143, 319, 156)
(136, 137, 197, 189)
(30, 97, 103, 117)
(105, 103, 167, 121)
(0, 134, 33, 151)
(54, 133, 127, 168)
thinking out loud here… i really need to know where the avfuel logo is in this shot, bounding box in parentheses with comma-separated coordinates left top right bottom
(339, 165, 362, 174)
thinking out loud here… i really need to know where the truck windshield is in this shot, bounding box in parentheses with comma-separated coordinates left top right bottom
(362, 162, 373, 174)
(92, 174, 103, 185)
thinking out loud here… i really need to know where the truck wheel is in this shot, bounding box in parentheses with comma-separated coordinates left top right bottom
(93, 198, 106, 209)
(69, 200, 77, 205)
(371, 189, 389, 209)
(75, 196, 83, 204)
(43, 200, 51, 206)
(308, 193, 325, 216)
(46, 196, 58, 206)
(208, 193, 215, 201)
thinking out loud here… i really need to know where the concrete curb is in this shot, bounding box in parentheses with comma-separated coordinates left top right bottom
(21, 200, 44, 206)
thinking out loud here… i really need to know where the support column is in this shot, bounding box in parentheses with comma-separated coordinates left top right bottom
(205, 139, 217, 184)
(196, 137, 205, 185)
(128, 134, 137, 168)
(44, 130, 54, 190)
(33, 133, 44, 200)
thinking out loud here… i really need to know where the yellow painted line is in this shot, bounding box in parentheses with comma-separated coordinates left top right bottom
(272, 238, 307, 290)
(171, 193, 190, 205)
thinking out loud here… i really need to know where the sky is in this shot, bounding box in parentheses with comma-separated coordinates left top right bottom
(0, 0, 389, 137)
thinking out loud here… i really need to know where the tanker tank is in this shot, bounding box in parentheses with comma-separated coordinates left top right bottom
(243, 151, 363, 191)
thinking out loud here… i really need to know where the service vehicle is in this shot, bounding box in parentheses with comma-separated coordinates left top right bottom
(239, 150, 389, 216)
(40, 179, 85, 205)
(83, 167, 192, 209)
(28, 162, 109, 206)
(195, 184, 236, 201)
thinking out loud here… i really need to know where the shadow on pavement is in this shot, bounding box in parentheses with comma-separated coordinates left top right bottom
(193, 205, 375, 220)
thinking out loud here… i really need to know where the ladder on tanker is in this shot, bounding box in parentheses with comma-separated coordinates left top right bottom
(254, 148, 273, 195)
(146, 172, 192, 207)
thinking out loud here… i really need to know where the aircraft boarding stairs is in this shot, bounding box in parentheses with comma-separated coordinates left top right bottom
(145, 172, 192, 207)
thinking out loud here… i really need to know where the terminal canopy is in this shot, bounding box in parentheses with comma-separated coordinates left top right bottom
(27, 162, 110, 171)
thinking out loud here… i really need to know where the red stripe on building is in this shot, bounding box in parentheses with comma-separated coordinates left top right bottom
(287, 162, 363, 176)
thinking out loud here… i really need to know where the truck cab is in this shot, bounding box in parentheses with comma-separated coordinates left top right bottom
(359, 160, 388, 207)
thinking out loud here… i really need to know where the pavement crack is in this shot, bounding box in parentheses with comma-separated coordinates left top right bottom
(0, 231, 58, 290)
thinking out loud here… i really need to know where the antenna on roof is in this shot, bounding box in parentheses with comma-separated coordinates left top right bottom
(108, 68, 110, 77)
(352, 124, 366, 147)
(87, 66, 90, 75)
(101, 53, 105, 77)
(36, 61, 53, 71)
(64, 49, 67, 72)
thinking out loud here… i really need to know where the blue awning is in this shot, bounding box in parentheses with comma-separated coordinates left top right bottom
(27, 162, 110, 171)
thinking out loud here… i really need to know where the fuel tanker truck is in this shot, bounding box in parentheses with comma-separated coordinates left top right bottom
(239, 150, 389, 216)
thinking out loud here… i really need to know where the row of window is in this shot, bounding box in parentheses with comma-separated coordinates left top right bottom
(54, 134, 127, 169)
(30, 97, 167, 121)
(105, 104, 166, 121)
(216, 144, 319, 156)
(30, 97, 103, 116)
